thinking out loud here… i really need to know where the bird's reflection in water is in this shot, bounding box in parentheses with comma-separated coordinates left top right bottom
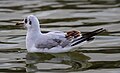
(26, 51, 91, 72)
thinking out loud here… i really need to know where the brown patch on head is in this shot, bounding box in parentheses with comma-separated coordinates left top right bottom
(66, 30, 81, 39)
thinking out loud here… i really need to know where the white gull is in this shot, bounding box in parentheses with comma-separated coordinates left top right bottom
(16, 15, 105, 53)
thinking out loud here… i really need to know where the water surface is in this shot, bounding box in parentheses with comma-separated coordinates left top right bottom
(0, 0, 120, 73)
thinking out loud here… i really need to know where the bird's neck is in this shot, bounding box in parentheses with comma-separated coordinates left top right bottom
(27, 27, 41, 36)
(26, 28, 42, 51)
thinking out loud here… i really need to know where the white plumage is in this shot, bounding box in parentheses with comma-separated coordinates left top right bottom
(16, 15, 105, 53)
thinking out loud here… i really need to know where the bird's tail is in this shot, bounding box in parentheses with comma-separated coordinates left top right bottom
(71, 28, 106, 46)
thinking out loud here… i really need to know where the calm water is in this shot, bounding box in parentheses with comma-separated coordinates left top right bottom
(0, 0, 120, 73)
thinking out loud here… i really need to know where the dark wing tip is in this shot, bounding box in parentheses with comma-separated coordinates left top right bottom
(83, 28, 106, 37)
(71, 28, 106, 46)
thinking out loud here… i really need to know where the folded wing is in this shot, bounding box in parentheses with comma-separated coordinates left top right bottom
(35, 31, 70, 49)
(34, 28, 105, 49)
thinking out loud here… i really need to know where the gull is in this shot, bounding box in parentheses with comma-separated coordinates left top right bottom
(16, 15, 105, 53)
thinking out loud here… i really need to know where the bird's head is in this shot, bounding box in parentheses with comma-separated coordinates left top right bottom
(16, 15, 40, 30)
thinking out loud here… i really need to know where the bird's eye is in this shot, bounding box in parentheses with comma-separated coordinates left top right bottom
(24, 18, 27, 24)
(29, 20, 32, 25)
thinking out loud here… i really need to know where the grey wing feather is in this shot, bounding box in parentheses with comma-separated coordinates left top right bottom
(35, 38, 60, 49)
(35, 31, 70, 49)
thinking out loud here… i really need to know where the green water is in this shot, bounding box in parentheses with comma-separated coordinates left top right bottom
(0, 0, 120, 73)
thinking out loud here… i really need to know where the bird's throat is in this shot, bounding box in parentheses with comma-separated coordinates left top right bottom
(26, 28, 41, 51)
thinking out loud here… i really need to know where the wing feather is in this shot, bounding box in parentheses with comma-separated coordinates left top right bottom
(35, 31, 70, 49)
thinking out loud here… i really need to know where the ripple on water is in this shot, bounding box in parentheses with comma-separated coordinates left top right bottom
(0, 0, 120, 73)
